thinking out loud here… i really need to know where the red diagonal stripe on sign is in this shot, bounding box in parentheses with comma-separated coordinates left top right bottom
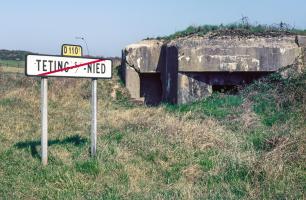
(38, 59, 104, 76)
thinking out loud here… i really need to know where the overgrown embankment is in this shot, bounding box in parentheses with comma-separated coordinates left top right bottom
(152, 20, 306, 40)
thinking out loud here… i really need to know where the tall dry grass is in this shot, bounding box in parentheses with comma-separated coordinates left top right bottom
(0, 65, 305, 199)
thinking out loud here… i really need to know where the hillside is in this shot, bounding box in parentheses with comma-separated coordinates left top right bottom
(0, 63, 305, 199)
(0, 49, 33, 61)
(0, 49, 33, 68)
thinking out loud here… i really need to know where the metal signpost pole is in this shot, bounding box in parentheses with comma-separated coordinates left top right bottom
(26, 53, 112, 164)
(41, 77, 48, 166)
(91, 78, 97, 156)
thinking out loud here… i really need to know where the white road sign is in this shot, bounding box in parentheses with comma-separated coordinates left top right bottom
(26, 54, 112, 78)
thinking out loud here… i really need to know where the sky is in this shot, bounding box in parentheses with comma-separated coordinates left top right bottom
(1, 0, 306, 57)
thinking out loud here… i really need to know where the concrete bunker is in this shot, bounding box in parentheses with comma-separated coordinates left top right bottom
(122, 35, 306, 104)
(177, 72, 271, 104)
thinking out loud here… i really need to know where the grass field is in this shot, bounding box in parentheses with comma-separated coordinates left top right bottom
(0, 59, 25, 68)
(0, 64, 305, 199)
(0, 66, 23, 73)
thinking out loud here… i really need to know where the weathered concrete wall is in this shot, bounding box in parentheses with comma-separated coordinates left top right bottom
(124, 40, 164, 73)
(125, 66, 140, 99)
(177, 73, 212, 104)
(168, 36, 301, 72)
(163, 46, 178, 104)
(122, 35, 305, 104)
(177, 72, 270, 103)
(297, 35, 306, 47)
(297, 36, 306, 64)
